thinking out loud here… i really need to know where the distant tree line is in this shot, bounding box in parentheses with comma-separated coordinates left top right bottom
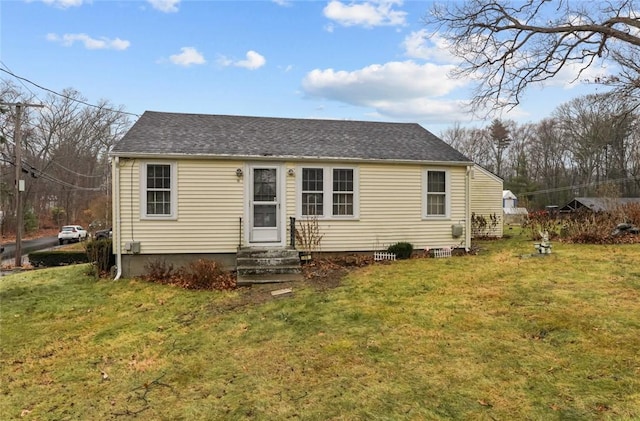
(441, 93, 640, 209)
(0, 80, 132, 236)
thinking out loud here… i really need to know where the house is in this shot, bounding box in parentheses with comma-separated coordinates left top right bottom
(560, 197, 640, 213)
(469, 165, 503, 237)
(109, 111, 478, 279)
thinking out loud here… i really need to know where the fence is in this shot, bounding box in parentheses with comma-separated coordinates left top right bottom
(374, 251, 396, 261)
(433, 248, 452, 258)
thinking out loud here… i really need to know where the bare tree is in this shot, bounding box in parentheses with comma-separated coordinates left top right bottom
(440, 123, 492, 168)
(0, 80, 131, 233)
(553, 94, 637, 195)
(428, 0, 640, 110)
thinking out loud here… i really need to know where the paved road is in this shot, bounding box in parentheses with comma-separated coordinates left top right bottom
(1, 236, 59, 261)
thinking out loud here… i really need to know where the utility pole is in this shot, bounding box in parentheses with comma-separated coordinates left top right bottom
(1, 102, 44, 266)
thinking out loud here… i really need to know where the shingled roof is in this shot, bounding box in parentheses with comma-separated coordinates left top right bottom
(111, 111, 472, 164)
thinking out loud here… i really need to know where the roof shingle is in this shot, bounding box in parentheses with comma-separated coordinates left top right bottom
(111, 111, 472, 163)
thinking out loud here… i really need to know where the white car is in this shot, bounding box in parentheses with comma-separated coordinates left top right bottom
(58, 225, 88, 244)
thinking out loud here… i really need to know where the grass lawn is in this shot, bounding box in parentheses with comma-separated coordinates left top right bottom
(1, 233, 639, 420)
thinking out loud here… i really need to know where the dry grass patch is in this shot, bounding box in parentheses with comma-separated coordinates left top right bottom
(1, 239, 640, 420)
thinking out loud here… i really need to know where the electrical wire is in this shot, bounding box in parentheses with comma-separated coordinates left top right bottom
(523, 175, 640, 196)
(0, 137, 107, 179)
(0, 61, 43, 103)
(1, 152, 104, 191)
(50, 160, 106, 178)
(0, 66, 140, 118)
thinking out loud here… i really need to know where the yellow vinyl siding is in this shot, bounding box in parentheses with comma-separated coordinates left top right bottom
(117, 159, 471, 254)
(117, 159, 244, 254)
(470, 165, 503, 237)
(294, 163, 468, 251)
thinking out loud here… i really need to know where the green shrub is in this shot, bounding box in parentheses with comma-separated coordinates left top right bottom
(387, 242, 414, 259)
(29, 251, 89, 267)
(85, 239, 115, 276)
(24, 208, 38, 234)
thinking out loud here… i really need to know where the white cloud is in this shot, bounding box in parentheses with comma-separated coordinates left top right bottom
(303, 61, 466, 100)
(218, 50, 266, 70)
(236, 51, 266, 70)
(402, 30, 460, 64)
(302, 61, 472, 122)
(169, 47, 206, 66)
(543, 61, 611, 90)
(40, 0, 85, 8)
(365, 97, 474, 123)
(46, 33, 130, 50)
(272, 0, 292, 6)
(323, 0, 407, 28)
(147, 0, 180, 13)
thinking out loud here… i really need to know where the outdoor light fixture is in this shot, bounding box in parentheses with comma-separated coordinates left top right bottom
(236, 168, 243, 177)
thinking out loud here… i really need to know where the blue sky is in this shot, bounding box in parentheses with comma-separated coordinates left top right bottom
(1, 0, 606, 132)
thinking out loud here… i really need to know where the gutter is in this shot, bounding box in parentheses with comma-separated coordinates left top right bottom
(109, 151, 473, 167)
(113, 157, 123, 280)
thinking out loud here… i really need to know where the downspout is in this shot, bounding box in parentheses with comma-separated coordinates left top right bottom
(465, 165, 472, 251)
(113, 157, 123, 280)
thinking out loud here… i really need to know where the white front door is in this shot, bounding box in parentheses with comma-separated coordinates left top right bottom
(249, 165, 282, 243)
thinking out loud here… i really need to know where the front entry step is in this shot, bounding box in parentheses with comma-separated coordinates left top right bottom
(236, 248, 303, 286)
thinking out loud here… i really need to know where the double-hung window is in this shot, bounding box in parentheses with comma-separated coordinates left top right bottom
(300, 166, 358, 218)
(332, 169, 354, 216)
(424, 169, 449, 218)
(142, 162, 177, 219)
(301, 168, 324, 216)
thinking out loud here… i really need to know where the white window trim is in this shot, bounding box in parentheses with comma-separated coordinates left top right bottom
(296, 165, 359, 220)
(422, 168, 450, 219)
(140, 161, 178, 220)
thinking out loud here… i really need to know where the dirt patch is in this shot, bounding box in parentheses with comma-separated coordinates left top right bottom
(215, 255, 375, 312)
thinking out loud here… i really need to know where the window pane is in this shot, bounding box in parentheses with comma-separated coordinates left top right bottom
(302, 192, 324, 216)
(427, 194, 445, 215)
(254, 169, 277, 202)
(302, 168, 323, 191)
(254, 204, 277, 227)
(147, 164, 171, 189)
(428, 171, 445, 193)
(333, 193, 353, 216)
(333, 169, 353, 192)
(147, 191, 171, 215)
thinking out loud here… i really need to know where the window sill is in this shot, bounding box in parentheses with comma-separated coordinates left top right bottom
(140, 215, 178, 221)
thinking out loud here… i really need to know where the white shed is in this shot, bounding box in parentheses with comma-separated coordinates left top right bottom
(503, 190, 517, 208)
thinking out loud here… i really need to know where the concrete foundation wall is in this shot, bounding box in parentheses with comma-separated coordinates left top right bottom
(120, 253, 237, 278)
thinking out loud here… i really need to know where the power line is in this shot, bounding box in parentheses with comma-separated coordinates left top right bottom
(0, 67, 141, 118)
(1, 152, 103, 191)
(1, 136, 106, 179)
(0, 61, 43, 102)
(51, 160, 106, 179)
(524, 175, 640, 196)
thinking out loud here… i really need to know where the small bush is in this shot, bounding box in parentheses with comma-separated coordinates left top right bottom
(85, 239, 114, 277)
(471, 212, 501, 238)
(29, 251, 89, 267)
(523, 210, 560, 240)
(142, 258, 236, 291)
(143, 259, 177, 284)
(387, 242, 413, 259)
(178, 259, 236, 291)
